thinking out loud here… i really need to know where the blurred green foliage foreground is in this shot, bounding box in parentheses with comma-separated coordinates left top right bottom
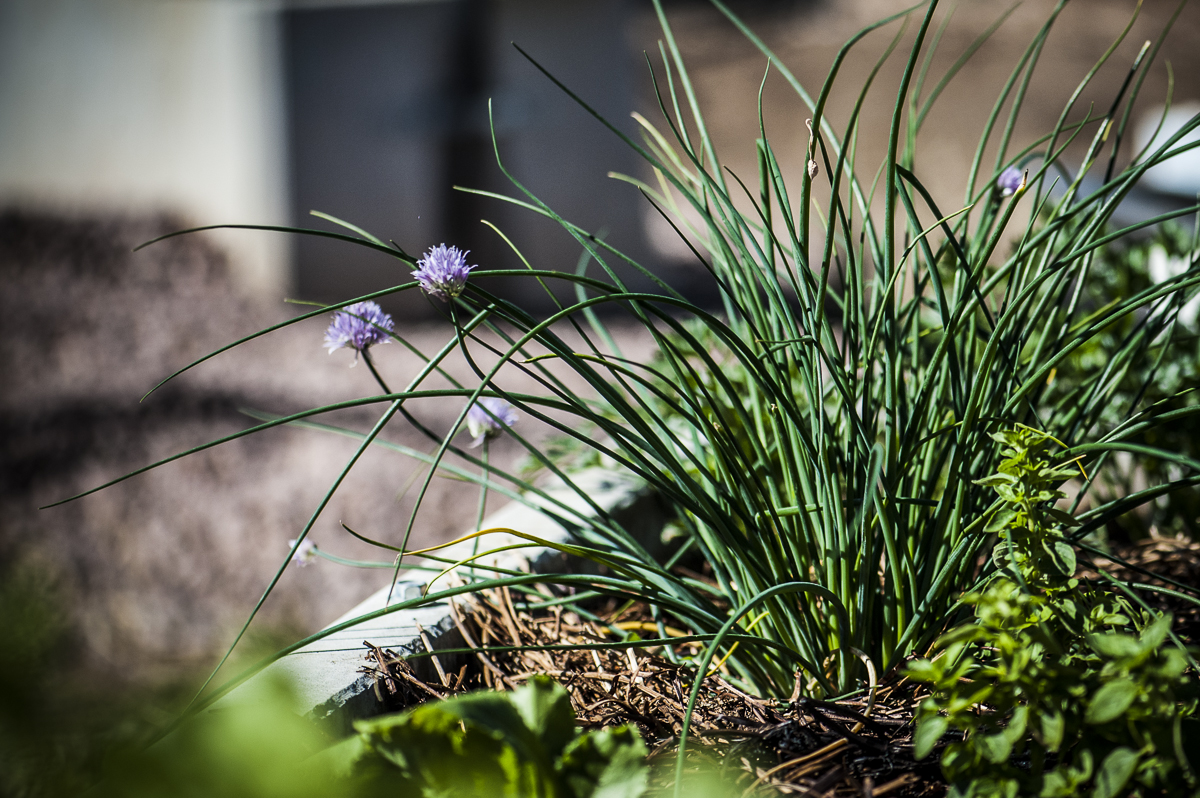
(0, 558, 656, 798)
(0, 557, 326, 798)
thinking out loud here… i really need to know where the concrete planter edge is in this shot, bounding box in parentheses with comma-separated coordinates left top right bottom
(218, 467, 666, 735)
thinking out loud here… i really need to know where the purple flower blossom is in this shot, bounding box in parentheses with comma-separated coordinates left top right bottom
(288, 538, 318, 567)
(413, 244, 475, 302)
(324, 301, 394, 354)
(997, 166, 1024, 197)
(466, 397, 518, 447)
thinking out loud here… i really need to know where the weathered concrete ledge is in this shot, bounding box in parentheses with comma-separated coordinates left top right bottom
(219, 467, 666, 735)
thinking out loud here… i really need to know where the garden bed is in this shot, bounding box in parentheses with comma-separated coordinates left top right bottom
(355, 536, 1200, 796)
(364, 588, 943, 796)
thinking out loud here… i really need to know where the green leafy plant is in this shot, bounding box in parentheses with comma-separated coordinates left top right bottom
(975, 426, 1084, 589)
(328, 676, 648, 798)
(909, 427, 1199, 798)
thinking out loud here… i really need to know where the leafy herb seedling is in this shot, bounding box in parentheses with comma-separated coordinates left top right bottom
(910, 429, 1199, 798)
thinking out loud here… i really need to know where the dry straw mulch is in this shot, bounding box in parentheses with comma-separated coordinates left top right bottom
(363, 585, 946, 797)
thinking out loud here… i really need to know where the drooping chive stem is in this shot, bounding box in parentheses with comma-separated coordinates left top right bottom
(361, 349, 392, 395)
(464, 395, 518, 561)
(473, 439, 490, 564)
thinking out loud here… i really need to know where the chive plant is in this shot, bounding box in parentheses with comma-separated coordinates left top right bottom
(52, 0, 1200, 723)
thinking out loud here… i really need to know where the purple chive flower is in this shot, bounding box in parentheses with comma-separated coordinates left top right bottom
(466, 397, 519, 447)
(997, 166, 1024, 197)
(413, 244, 475, 302)
(288, 538, 317, 567)
(324, 301, 394, 354)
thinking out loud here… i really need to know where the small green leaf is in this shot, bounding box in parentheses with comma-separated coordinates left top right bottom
(914, 715, 949, 760)
(906, 659, 942, 683)
(1039, 768, 1070, 797)
(984, 507, 1019, 534)
(991, 430, 1020, 446)
(1044, 465, 1080, 482)
(1002, 705, 1028, 744)
(1087, 633, 1140, 660)
(1039, 750, 1093, 798)
(977, 730, 1013, 764)
(939, 625, 986, 647)
(1038, 708, 1064, 752)
(1074, 748, 1095, 782)
(357, 702, 529, 793)
(510, 674, 578, 761)
(1162, 648, 1188, 681)
(995, 484, 1022, 503)
(959, 774, 1020, 798)
(1031, 487, 1064, 503)
(1085, 678, 1138, 725)
(1139, 612, 1173, 651)
(1057, 597, 1080, 624)
(304, 735, 369, 779)
(1093, 747, 1139, 798)
(1048, 539, 1076, 576)
(559, 725, 648, 798)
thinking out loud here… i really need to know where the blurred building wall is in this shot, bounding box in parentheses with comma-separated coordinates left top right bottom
(0, 0, 653, 313)
(0, 0, 290, 297)
(285, 0, 650, 317)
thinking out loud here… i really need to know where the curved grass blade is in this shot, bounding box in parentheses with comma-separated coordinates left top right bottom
(134, 221, 412, 262)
